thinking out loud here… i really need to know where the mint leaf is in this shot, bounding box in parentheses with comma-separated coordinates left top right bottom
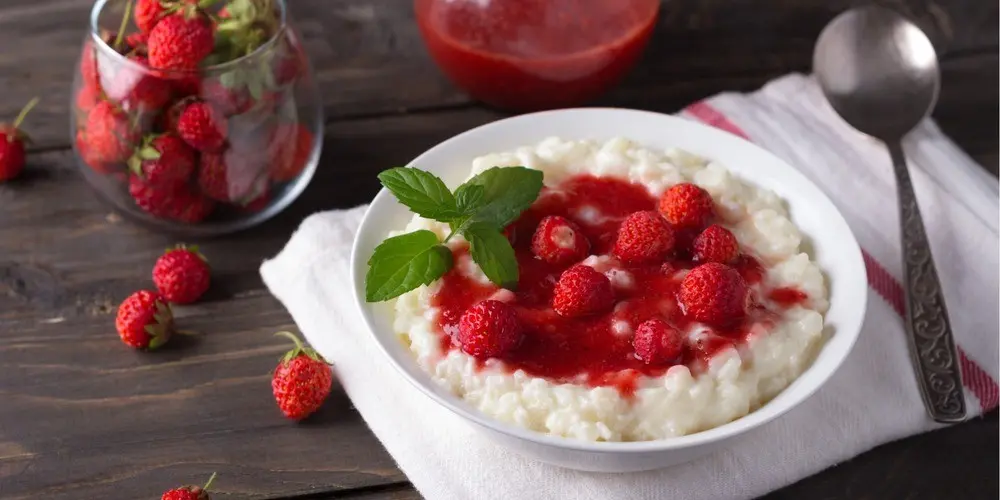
(365, 230, 453, 302)
(455, 167, 543, 228)
(454, 183, 484, 214)
(464, 222, 519, 289)
(378, 168, 459, 220)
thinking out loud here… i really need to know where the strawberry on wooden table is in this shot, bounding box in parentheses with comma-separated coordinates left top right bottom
(115, 290, 174, 349)
(153, 244, 211, 304)
(161, 472, 217, 500)
(0, 97, 39, 182)
(272, 331, 334, 421)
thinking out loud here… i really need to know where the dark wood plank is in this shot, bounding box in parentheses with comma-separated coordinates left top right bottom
(0, 0, 995, 148)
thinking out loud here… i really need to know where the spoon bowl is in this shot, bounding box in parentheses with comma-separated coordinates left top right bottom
(813, 6, 940, 140)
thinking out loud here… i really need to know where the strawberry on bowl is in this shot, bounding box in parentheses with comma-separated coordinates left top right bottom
(348, 109, 867, 473)
(70, 0, 322, 236)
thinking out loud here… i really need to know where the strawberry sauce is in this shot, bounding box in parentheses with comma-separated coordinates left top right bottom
(431, 175, 807, 396)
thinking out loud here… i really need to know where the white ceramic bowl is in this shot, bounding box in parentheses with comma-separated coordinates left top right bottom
(350, 108, 867, 472)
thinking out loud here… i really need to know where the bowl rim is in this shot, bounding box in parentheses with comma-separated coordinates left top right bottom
(350, 107, 867, 453)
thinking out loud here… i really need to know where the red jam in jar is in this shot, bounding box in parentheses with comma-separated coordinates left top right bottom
(414, 0, 660, 111)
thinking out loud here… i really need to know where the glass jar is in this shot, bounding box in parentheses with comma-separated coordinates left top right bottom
(414, 0, 659, 112)
(72, 0, 323, 236)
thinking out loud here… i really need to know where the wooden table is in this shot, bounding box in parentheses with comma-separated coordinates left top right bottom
(1, 1, 996, 498)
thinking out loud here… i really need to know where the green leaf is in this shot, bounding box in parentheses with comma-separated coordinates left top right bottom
(365, 230, 453, 302)
(378, 168, 460, 221)
(453, 183, 484, 214)
(454, 167, 543, 228)
(463, 221, 519, 289)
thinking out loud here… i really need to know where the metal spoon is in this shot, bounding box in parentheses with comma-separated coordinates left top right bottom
(813, 6, 965, 423)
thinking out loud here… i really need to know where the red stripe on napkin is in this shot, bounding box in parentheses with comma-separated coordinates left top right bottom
(684, 101, 999, 413)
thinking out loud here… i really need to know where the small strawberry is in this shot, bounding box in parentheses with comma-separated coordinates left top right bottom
(115, 55, 173, 114)
(197, 152, 231, 201)
(552, 264, 615, 318)
(129, 134, 196, 187)
(153, 244, 211, 304)
(678, 262, 750, 327)
(201, 79, 252, 116)
(632, 318, 683, 365)
(75, 83, 102, 117)
(161, 472, 216, 500)
(268, 123, 313, 182)
(659, 183, 715, 230)
(693, 224, 739, 264)
(130, 175, 216, 223)
(76, 130, 113, 174)
(531, 215, 590, 265)
(272, 331, 334, 421)
(135, 0, 168, 34)
(458, 300, 524, 359)
(115, 290, 173, 349)
(0, 97, 39, 182)
(148, 10, 215, 71)
(85, 100, 139, 166)
(613, 210, 675, 264)
(176, 101, 227, 153)
(126, 31, 150, 53)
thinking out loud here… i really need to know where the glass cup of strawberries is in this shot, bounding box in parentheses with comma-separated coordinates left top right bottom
(72, 0, 322, 235)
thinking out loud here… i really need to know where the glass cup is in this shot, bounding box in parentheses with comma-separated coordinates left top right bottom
(72, 0, 323, 236)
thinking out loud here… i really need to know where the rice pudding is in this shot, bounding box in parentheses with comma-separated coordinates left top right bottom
(390, 137, 828, 442)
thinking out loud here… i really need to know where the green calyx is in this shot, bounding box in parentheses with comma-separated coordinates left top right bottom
(143, 299, 174, 350)
(127, 134, 163, 175)
(275, 331, 326, 365)
(165, 243, 208, 264)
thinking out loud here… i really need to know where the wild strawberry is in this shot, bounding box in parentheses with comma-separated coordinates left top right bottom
(148, 11, 214, 71)
(0, 98, 39, 182)
(153, 244, 210, 304)
(552, 264, 615, 318)
(80, 40, 102, 90)
(76, 130, 113, 174)
(659, 183, 715, 230)
(113, 55, 173, 114)
(633, 318, 683, 365)
(126, 32, 150, 53)
(458, 300, 524, 359)
(272, 331, 334, 420)
(613, 210, 675, 264)
(76, 84, 102, 116)
(129, 134, 195, 187)
(85, 101, 139, 165)
(176, 101, 227, 152)
(197, 152, 231, 201)
(269, 123, 313, 182)
(130, 175, 216, 223)
(693, 224, 739, 264)
(239, 185, 271, 213)
(115, 290, 173, 349)
(135, 0, 167, 33)
(161, 472, 216, 500)
(678, 262, 750, 326)
(201, 79, 252, 116)
(531, 215, 589, 265)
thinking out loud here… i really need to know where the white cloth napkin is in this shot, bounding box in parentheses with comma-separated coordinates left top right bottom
(260, 74, 999, 500)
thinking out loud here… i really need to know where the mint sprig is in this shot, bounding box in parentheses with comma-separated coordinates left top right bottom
(365, 166, 543, 302)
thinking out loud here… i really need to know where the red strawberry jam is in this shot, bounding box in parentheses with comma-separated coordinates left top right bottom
(431, 175, 808, 397)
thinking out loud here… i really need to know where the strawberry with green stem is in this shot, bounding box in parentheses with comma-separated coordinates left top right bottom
(0, 97, 40, 182)
(271, 331, 333, 421)
(115, 290, 174, 350)
(161, 472, 217, 500)
(128, 133, 196, 187)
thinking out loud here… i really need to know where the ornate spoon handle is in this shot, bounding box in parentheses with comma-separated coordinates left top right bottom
(888, 142, 966, 423)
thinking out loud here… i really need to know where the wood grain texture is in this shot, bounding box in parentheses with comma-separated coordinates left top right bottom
(0, 0, 996, 498)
